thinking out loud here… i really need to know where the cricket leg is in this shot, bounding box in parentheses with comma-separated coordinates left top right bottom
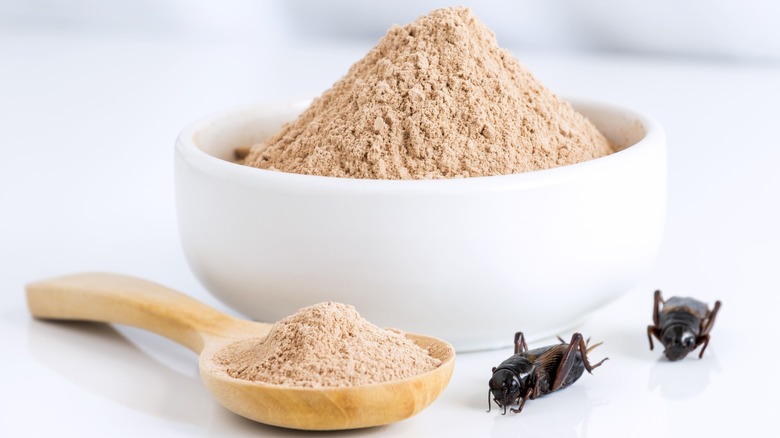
(653, 290, 664, 326)
(551, 333, 609, 391)
(510, 390, 532, 414)
(514, 331, 529, 355)
(694, 300, 722, 359)
(647, 290, 665, 351)
(695, 334, 711, 359)
(551, 333, 583, 391)
(700, 300, 722, 337)
(647, 325, 662, 351)
(577, 334, 608, 373)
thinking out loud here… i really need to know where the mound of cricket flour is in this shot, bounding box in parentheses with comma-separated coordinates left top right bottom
(215, 302, 441, 387)
(241, 7, 613, 179)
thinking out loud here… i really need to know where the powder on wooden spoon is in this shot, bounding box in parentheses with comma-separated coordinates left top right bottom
(214, 302, 441, 387)
(241, 7, 613, 179)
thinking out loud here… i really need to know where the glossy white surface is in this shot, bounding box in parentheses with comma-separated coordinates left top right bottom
(3, 29, 779, 438)
(175, 99, 665, 351)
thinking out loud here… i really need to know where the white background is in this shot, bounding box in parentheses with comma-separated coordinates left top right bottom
(2, 1, 780, 437)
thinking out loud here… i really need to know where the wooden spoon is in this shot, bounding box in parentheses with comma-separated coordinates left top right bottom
(26, 273, 455, 431)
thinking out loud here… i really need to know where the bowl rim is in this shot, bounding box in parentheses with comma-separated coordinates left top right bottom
(175, 97, 664, 192)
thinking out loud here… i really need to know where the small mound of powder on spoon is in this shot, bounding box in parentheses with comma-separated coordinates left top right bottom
(214, 302, 441, 387)
(241, 7, 613, 179)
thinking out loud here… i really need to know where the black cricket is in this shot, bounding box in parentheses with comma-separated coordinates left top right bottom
(647, 289, 722, 361)
(487, 332, 607, 415)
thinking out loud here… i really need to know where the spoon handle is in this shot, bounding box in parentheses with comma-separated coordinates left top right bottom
(26, 272, 266, 353)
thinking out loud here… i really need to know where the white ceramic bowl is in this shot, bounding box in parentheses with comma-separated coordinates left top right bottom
(175, 99, 666, 352)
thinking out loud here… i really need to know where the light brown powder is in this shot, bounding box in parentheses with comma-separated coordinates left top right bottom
(215, 302, 441, 387)
(241, 7, 613, 180)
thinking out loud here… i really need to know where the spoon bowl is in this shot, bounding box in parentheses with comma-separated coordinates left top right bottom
(26, 273, 455, 430)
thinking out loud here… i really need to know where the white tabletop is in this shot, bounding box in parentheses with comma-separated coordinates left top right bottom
(2, 26, 779, 438)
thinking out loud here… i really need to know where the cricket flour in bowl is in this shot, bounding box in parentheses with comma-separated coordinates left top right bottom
(175, 7, 666, 351)
(239, 7, 613, 179)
